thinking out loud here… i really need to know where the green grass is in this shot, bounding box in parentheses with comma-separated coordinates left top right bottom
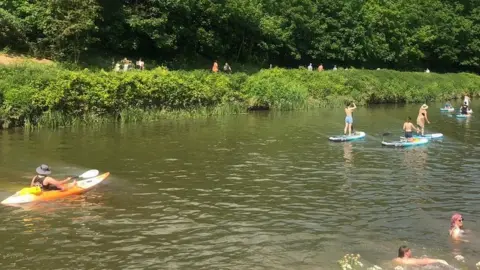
(1, 62, 480, 129)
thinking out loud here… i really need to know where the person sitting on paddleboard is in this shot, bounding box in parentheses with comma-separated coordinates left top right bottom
(30, 164, 75, 191)
(393, 245, 448, 266)
(461, 103, 469, 115)
(403, 117, 420, 140)
(444, 101, 452, 109)
(417, 104, 430, 136)
(344, 102, 356, 136)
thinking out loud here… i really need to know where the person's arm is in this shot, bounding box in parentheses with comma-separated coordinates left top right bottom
(30, 176, 37, 187)
(404, 258, 448, 265)
(403, 123, 406, 131)
(350, 103, 357, 109)
(44, 177, 72, 190)
(411, 123, 420, 132)
(424, 111, 430, 123)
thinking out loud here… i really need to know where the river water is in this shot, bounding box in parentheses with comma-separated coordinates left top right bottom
(0, 103, 479, 269)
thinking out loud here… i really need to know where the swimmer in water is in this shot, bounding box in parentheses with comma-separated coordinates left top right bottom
(393, 245, 448, 266)
(450, 213, 465, 240)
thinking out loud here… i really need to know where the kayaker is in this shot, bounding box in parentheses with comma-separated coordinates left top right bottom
(403, 117, 420, 141)
(393, 245, 448, 266)
(444, 101, 452, 109)
(417, 104, 430, 136)
(344, 102, 356, 136)
(30, 164, 75, 191)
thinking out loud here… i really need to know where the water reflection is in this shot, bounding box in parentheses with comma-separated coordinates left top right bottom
(343, 142, 354, 167)
(402, 146, 428, 172)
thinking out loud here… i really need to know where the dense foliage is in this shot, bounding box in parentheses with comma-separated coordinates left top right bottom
(1, 63, 479, 129)
(1, 0, 479, 72)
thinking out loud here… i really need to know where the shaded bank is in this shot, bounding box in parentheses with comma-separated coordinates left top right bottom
(1, 63, 480, 129)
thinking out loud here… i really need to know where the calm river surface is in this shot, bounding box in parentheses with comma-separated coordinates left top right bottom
(1, 103, 480, 270)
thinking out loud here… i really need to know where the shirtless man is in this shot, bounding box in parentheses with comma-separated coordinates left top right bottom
(344, 102, 357, 136)
(417, 104, 430, 136)
(393, 246, 448, 266)
(403, 117, 420, 141)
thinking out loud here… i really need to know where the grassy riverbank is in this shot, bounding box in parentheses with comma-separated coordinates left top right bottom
(1, 62, 480, 129)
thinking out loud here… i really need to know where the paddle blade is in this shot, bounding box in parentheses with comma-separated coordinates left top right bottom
(78, 169, 99, 179)
(382, 132, 392, 136)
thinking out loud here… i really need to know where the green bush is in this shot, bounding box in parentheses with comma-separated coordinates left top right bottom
(1, 63, 480, 129)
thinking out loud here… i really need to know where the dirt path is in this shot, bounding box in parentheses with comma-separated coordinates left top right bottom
(0, 54, 53, 65)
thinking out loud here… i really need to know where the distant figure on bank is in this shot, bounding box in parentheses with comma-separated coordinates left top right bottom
(403, 116, 420, 140)
(417, 104, 430, 136)
(223, 62, 232, 73)
(425, 68, 430, 73)
(308, 63, 313, 71)
(212, 60, 219, 73)
(136, 58, 145, 70)
(344, 102, 356, 136)
(114, 63, 120, 72)
(318, 64, 323, 71)
(393, 246, 448, 266)
(270, 64, 273, 69)
(333, 65, 338, 71)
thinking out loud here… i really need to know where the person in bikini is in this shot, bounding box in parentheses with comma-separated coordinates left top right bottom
(403, 117, 420, 141)
(417, 104, 430, 136)
(393, 245, 448, 266)
(344, 102, 356, 136)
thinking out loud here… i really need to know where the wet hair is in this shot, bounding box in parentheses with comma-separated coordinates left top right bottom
(398, 245, 410, 258)
(450, 213, 463, 229)
(407, 116, 411, 121)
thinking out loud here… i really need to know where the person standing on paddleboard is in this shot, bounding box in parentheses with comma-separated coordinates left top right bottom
(463, 93, 471, 106)
(344, 102, 356, 136)
(403, 117, 420, 141)
(417, 104, 430, 136)
(30, 164, 76, 191)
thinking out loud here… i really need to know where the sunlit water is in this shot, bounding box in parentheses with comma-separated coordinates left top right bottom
(0, 103, 479, 269)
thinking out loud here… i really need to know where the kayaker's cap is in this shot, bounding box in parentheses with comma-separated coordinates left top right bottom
(421, 104, 429, 110)
(36, 164, 51, 175)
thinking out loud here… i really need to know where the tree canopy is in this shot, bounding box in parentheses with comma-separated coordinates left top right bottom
(1, 0, 479, 72)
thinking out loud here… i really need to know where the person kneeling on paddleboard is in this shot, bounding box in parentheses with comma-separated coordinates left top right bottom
(30, 164, 76, 191)
(461, 103, 469, 115)
(403, 117, 420, 141)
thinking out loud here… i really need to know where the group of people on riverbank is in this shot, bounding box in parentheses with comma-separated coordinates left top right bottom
(114, 57, 145, 72)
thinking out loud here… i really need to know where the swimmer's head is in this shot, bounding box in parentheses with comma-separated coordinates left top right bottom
(407, 116, 411, 122)
(398, 245, 411, 258)
(451, 213, 464, 229)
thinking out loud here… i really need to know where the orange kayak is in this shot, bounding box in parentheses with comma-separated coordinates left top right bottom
(1, 172, 110, 205)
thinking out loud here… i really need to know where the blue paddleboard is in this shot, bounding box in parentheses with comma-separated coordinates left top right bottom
(329, 131, 366, 142)
(412, 133, 443, 139)
(381, 137, 429, 147)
